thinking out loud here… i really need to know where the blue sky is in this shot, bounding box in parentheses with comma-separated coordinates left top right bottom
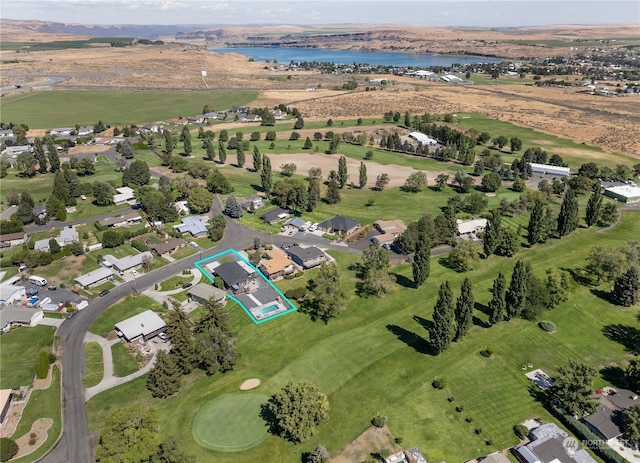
(1, 1, 638, 27)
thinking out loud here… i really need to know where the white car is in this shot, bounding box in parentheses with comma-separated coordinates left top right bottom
(301, 221, 312, 232)
(189, 241, 199, 248)
(309, 223, 319, 232)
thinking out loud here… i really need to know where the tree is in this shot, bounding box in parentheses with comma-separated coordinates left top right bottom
(622, 405, 640, 447)
(122, 160, 150, 187)
(307, 445, 330, 463)
(325, 171, 341, 204)
(15, 201, 35, 224)
(505, 260, 527, 320)
(448, 240, 480, 272)
(122, 140, 134, 159)
(374, 173, 390, 191)
(481, 172, 502, 192)
(612, 266, 639, 307)
(578, 162, 599, 179)
(586, 246, 628, 284)
(337, 156, 348, 188)
(358, 162, 367, 189)
(495, 226, 520, 257)
(454, 278, 474, 341)
(146, 350, 182, 398)
(252, 146, 262, 172)
(205, 137, 216, 161)
(266, 380, 329, 443)
(76, 158, 95, 176)
(265, 130, 276, 141)
(585, 186, 602, 228)
(488, 272, 507, 325)
(16, 152, 37, 177)
(187, 188, 214, 214)
(138, 188, 178, 223)
(493, 135, 509, 149)
(627, 358, 640, 392)
(435, 174, 450, 191)
(52, 170, 71, 205)
(429, 281, 455, 354)
(153, 437, 192, 463)
(219, 129, 229, 142)
(293, 117, 305, 130)
(512, 177, 526, 192)
(235, 146, 245, 167)
(598, 202, 618, 227)
(306, 262, 346, 323)
(0, 438, 18, 462)
(218, 141, 227, 164)
(545, 268, 571, 308)
(164, 129, 174, 155)
(483, 209, 502, 258)
(47, 237, 61, 254)
(303, 136, 313, 150)
(94, 120, 106, 133)
(307, 178, 320, 212)
(280, 163, 297, 177)
(261, 155, 273, 195)
(33, 138, 47, 173)
(208, 214, 226, 241)
(358, 246, 393, 298)
(412, 233, 431, 288)
(527, 200, 548, 246)
(557, 187, 579, 237)
(206, 169, 234, 194)
(510, 137, 523, 152)
(95, 404, 160, 463)
(223, 194, 243, 218)
(549, 360, 598, 417)
(194, 297, 239, 375)
(165, 309, 196, 374)
(402, 171, 428, 192)
(45, 136, 60, 172)
(328, 133, 340, 154)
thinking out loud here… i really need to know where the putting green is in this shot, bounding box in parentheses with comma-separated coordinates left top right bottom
(192, 393, 270, 452)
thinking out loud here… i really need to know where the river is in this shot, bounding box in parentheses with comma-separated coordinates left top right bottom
(209, 47, 501, 67)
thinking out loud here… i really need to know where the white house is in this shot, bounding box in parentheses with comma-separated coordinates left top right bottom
(75, 267, 114, 289)
(103, 252, 153, 273)
(34, 225, 78, 252)
(0, 305, 44, 331)
(0, 285, 26, 305)
(113, 187, 136, 205)
(457, 218, 487, 236)
(77, 126, 94, 136)
(408, 132, 438, 145)
(115, 310, 166, 342)
(49, 128, 73, 136)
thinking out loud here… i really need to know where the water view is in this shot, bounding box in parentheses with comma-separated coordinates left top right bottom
(209, 47, 501, 67)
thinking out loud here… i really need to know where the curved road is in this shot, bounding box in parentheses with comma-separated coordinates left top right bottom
(39, 218, 360, 462)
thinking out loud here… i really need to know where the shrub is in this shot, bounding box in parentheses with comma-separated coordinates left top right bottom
(432, 377, 448, 389)
(447, 396, 455, 402)
(539, 321, 556, 332)
(514, 424, 529, 440)
(28, 437, 36, 446)
(131, 239, 148, 252)
(34, 351, 50, 379)
(285, 287, 307, 301)
(394, 436, 403, 444)
(456, 405, 465, 412)
(485, 439, 493, 446)
(371, 414, 386, 428)
(480, 347, 494, 357)
(465, 417, 474, 423)
(475, 428, 483, 434)
(0, 438, 18, 461)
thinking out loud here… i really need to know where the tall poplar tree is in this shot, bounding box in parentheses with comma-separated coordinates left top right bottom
(412, 233, 431, 288)
(205, 137, 215, 161)
(557, 187, 579, 236)
(585, 186, 602, 228)
(261, 155, 272, 195)
(307, 178, 320, 212)
(359, 162, 367, 189)
(483, 208, 502, 257)
(527, 199, 547, 245)
(236, 146, 245, 167)
(218, 141, 227, 164)
(454, 278, 474, 341)
(505, 260, 528, 320)
(325, 170, 341, 204)
(45, 135, 60, 173)
(33, 138, 47, 173)
(429, 281, 455, 354)
(488, 272, 507, 325)
(252, 145, 262, 172)
(338, 155, 348, 188)
(164, 129, 174, 155)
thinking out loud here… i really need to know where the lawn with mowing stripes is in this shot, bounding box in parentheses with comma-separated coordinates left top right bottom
(192, 393, 270, 452)
(0, 325, 55, 389)
(82, 342, 104, 388)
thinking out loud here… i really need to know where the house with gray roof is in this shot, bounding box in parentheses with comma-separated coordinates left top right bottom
(318, 215, 360, 236)
(1, 305, 44, 331)
(0, 232, 27, 249)
(175, 216, 208, 237)
(103, 251, 153, 272)
(584, 388, 640, 440)
(261, 208, 291, 225)
(285, 245, 327, 269)
(75, 267, 113, 289)
(214, 261, 256, 291)
(34, 225, 78, 252)
(115, 310, 165, 342)
(188, 283, 227, 305)
(513, 423, 597, 463)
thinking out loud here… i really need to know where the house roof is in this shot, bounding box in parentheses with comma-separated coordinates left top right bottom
(261, 208, 290, 223)
(148, 237, 185, 255)
(176, 216, 208, 236)
(0, 232, 25, 242)
(525, 423, 597, 463)
(481, 452, 511, 463)
(605, 185, 640, 199)
(285, 245, 326, 262)
(75, 267, 113, 287)
(457, 218, 487, 235)
(103, 251, 152, 271)
(0, 285, 25, 303)
(267, 248, 288, 260)
(100, 212, 141, 227)
(215, 262, 251, 286)
(188, 283, 226, 302)
(374, 219, 407, 235)
(318, 215, 360, 232)
(260, 258, 292, 275)
(408, 132, 438, 145)
(583, 408, 622, 440)
(608, 389, 640, 409)
(372, 233, 396, 247)
(284, 217, 306, 229)
(0, 206, 18, 221)
(58, 226, 77, 243)
(529, 163, 571, 175)
(0, 305, 42, 328)
(115, 310, 166, 341)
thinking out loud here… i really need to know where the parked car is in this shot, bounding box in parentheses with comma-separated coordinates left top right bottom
(182, 282, 193, 289)
(25, 288, 39, 296)
(66, 311, 77, 319)
(309, 223, 318, 232)
(99, 289, 110, 297)
(189, 241, 199, 248)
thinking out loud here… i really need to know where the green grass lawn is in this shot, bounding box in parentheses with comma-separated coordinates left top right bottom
(82, 342, 104, 388)
(0, 326, 55, 389)
(89, 293, 166, 337)
(171, 246, 197, 260)
(159, 275, 192, 291)
(111, 343, 142, 377)
(86, 210, 640, 463)
(10, 366, 61, 463)
(1, 90, 258, 129)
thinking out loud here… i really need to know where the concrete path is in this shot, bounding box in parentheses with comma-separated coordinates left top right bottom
(142, 268, 202, 305)
(39, 317, 64, 327)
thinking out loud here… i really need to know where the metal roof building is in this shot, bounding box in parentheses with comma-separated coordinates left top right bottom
(75, 267, 113, 288)
(115, 310, 166, 343)
(529, 163, 570, 177)
(604, 185, 640, 203)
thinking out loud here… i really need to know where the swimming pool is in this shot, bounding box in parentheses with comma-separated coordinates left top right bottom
(257, 304, 280, 316)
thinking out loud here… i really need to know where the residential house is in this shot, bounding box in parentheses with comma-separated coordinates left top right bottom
(113, 186, 136, 205)
(457, 218, 487, 237)
(0, 285, 26, 305)
(103, 251, 153, 273)
(1, 145, 32, 156)
(372, 219, 407, 249)
(115, 310, 166, 343)
(76, 126, 94, 136)
(479, 452, 511, 463)
(140, 123, 162, 134)
(99, 212, 142, 228)
(0, 206, 18, 222)
(512, 423, 596, 463)
(0, 232, 27, 249)
(0, 305, 44, 332)
(148, 237, 185, 257)
(0, 130, 15, 139)
(282, 217, 306, 232)
(584, 388, 640, 440)
(271, 109, 286, 120)
(188, 283, 227, 305)
(48, 127, 73, 136)
(175, 201, 190, 214)
(285, 245, 327, 269)
(187, 115, 205, 124)
(213, 261, 257, 293)
(75, 267, 114, 289)
(202, 112, 218, 121)
(529, 162, 571, 177)
(258, 248, 295, 280)
(408, 131, 438, 145)
(317, 215, 360, 236)
(241, 195, 264, 212)
(175, 216, 208, 237)
(244, 113, 262, 123)
(35, 225, 78, 252)
(163, 118, 188, 126)
(261, 208, 291, 225)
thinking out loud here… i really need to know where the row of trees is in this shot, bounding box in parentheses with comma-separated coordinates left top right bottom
(428, 278, 475, 354)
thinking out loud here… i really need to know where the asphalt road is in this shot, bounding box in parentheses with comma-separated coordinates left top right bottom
(38, 218, 361, 462)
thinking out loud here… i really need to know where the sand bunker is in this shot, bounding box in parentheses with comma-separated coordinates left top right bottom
(239, 378, 261, 390)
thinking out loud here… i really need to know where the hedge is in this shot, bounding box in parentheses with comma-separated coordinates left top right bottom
(34, 351, 50, 379)
(0, 438, 18, 462)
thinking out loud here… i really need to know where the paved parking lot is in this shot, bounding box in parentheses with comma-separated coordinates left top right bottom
(18, 279, 85, 307)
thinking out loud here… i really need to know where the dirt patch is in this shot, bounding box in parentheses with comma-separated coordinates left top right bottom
(239, 378, 261, 390)
(332, 426, 402, 463)
(11, 418, 53, 460)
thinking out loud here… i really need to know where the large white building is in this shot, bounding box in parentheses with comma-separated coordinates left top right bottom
(529, 162, 570, 177)
(604, 185, 640, 204)
(407, 131, 438, 145)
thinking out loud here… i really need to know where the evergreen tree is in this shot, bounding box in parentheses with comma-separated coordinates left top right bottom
(412, 233, 431, 288)
(33, 138, 47, 173)
(483, 209, 502, 257)
(585, 186, 602, 228)
(223, 194, 243, 218)
(454, 278, 474, 341)
(325, 170, 341, 204)
(236, 147, 245, 167)
(359, 161, 367, 189)
(218, 141, 227, 164)
(550, 360, 598, 417)
(307, 178, 320, 212)
(557, 187, 579, 237)
(488, 272, 507, 325)
(182, 131, 192, 156)
(337, 155, 348, 188)
(612, 267, 640, 307)
(194, 298, 239, 375)
(505, 260, 528, 320)
(146, 350, 182, 398)
(252, 146, 261, 172)
(164, 129, 174, 155)
(261, 155, 273, 195)
(205, 137, 215, 161)
(303, 137, 313, 150)
(527, 200, 547, 246)
(307, 445, 330, 463)
(121, 140, 134, 159)
(166, 309, 196, 374)
(429, 281, 455, 354)
(52, 170, 71, 205)
(45, 135, 60, 172)
(306, 262, 346, 323)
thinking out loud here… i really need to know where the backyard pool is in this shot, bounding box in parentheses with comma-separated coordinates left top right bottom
(257, 304, 281, 317)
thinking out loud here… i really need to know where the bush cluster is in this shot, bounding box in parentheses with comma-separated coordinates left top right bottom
(539, 321, 557, 332)
(284, 287, 307, 301)
(371, 414, 386, 428)
(0, 438, 18, 462)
